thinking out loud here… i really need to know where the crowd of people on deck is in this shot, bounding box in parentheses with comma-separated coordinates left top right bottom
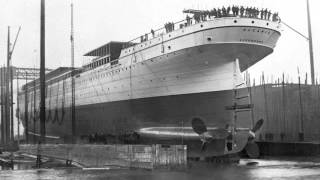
(202, 6, 280, 21)
(143, 6, 280, 43)
(162, 6, 280, 34)
(187, 6, 280, 23)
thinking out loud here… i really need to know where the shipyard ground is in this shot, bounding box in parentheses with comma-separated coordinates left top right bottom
(1, 156, 320, 179)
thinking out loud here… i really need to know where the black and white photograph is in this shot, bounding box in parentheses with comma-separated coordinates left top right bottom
(0, 0, 320, 179)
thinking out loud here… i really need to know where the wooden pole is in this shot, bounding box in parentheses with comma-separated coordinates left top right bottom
(33, 78, 36, 144)
(40, 0, 46, 143)
(0, 67, 4, 145)
(298, 72, 304, 140)
(6, 27, 11, 143)
(10, 60, 14, 142)
(17, 78, 20, 145)
(281, 73, 286, 138)
(70, 2, 76, 143)
(262, 72, 269, 132)
(24, 72, 29, 143)
(306, 0, 315, 85)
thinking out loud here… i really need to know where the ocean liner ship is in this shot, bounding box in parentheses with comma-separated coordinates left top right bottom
(18, 8, 281, 157)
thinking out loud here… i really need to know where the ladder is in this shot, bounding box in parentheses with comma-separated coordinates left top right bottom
(225, 59, 254, 151)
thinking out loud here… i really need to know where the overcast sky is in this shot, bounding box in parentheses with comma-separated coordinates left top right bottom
(0, 0, 319, 83)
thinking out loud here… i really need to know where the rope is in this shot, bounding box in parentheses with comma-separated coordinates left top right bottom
(281, 21, 309, 40)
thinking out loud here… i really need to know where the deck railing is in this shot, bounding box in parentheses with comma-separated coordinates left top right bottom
(122, 9, 280, 49)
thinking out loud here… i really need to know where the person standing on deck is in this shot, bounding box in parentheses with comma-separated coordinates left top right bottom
(264, 8, 268, 19)
(222, 6, 226, 17)
(235, 6, 239, 16)
(186, 15, 191, 26)
(268, 10, 272, 20)
(240, 6, 244, 17)
(227, 6, 231, 16)
(260, 8, 264, 19)
(232, 5, 235, 16)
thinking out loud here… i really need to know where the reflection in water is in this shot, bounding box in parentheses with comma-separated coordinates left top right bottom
(1, 158, 320, 180)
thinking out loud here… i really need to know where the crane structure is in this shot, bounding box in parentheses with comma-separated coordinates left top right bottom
(0, 66, 52, 146)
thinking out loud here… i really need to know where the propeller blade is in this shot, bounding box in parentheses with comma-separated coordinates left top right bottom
(252, 119, 264, 133)
(192, 117, 207, 135)
(244, 142, 260, 158)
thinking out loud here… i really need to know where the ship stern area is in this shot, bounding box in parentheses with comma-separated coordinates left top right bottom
(201, 17, 281, 72)
(136, 18, 278, 159)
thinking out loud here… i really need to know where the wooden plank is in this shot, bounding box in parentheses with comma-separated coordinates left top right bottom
(19, 144, 187, 169)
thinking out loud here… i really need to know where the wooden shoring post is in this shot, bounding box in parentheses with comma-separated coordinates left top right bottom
(281, 73, 286, 141)
(17, 78, 20, 145)
(6, 27, 11, 143)
(10, 62, 14, 142)
(298, 71, 304, 141)
(24, 72, 29, 143)
(33, 77, 36, 144)
(262, 72, 269, 133)
(0, 67, 4, 145)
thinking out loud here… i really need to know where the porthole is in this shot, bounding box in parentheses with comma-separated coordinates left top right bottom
(266, 23, 269, 26)
(200, 24, 203, 28)
(251, 21, 254, 24)
(234, 20, 237, 23)
(169, 34, 171, 37)
(207, 37, 212, 41)
(168, 46, 171, 50)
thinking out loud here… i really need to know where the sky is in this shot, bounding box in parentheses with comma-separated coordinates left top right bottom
(0, 0, 319, 83)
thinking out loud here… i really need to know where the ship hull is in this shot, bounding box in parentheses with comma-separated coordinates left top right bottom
(23, 88, 252, 157)
(18, 17, 281, 157)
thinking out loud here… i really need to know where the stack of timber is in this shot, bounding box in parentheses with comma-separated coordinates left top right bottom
(19, 144, 187, 169)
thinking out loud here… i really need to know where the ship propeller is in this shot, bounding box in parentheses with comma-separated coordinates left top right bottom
(191, 117, 228, 151)
(245, 119, 264, 158)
